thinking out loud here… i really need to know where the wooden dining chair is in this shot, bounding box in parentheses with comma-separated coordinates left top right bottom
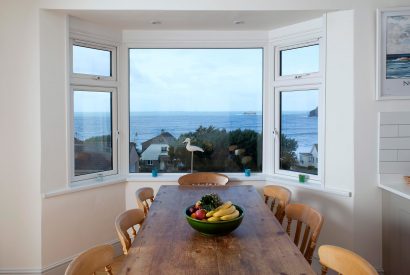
(284, 203, 324, 265)
(263, 185, 291, 224)
(318, 245, 378, 275)
(178, 172, 229, 186)
(135, 187, 154, 215)
(65, 244, 114, 275)
(115, 208, 145, 255)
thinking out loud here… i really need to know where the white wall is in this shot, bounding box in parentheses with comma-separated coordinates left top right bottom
(42, 184, 125, 268)
(0, 0, 42, 270)
(37, 0, 354, 11)
(38, 11, 127, 270)
(353, 1, 410, 269)
(39, 10, 69, 194)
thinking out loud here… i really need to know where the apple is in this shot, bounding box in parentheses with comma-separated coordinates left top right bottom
(195, 209, 207, 220)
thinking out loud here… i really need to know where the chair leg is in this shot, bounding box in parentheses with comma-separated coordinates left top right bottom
(286, 218, 292, 236)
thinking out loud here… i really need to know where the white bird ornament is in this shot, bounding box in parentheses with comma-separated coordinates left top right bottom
(183, 138, 204, 173)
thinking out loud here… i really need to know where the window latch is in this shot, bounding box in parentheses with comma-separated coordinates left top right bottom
(273, 128, 279, 138)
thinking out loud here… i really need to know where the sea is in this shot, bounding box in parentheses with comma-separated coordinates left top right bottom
(74, 111, 318, 154)
(386, 54, 410, 79)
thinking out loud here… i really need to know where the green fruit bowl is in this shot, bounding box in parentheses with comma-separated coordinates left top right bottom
(185, 205, 244, 236)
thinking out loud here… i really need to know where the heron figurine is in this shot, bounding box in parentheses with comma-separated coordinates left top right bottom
(183, 138, 204, 173)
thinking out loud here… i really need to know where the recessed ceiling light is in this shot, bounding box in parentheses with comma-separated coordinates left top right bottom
(233, 21, 245, 25)
(151, 20, 162, 25)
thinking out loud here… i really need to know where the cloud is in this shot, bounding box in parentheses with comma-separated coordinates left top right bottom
(129, 49, 263, 112)
(386, 15, 410, 54)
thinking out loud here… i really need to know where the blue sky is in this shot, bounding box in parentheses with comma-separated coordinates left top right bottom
(281, 90, 318, 112)
(281, 44, 319, 76)
(73, 45, 111, 76)
(74, 91, 111, 113)
(74, 47, 318, 112)
(129, 48, 263, 112)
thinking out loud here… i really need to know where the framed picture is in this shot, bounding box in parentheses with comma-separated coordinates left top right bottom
(377, 8, 410, 100)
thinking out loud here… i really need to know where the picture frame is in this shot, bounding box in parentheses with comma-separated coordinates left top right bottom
(376, 7, 410, 100)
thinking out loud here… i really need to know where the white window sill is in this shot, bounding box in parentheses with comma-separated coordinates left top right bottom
(126, 172, 266, 182)
(265, 174, 352, 197)
(43, 173, 352, 199)
(127, 172, 352, 197)
(43, 175, 127, 199)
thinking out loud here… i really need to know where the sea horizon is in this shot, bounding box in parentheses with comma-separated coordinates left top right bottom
(74, 110, 317, 155)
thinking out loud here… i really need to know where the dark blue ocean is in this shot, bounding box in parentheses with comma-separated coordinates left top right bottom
(74, 111, 317, 154)
(386, 54, 410, 79)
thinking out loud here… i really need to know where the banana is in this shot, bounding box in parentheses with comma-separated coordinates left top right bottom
(207, 216, 220, 222)
(206, 210, 216, 217)
(213, 205, 236, 217)
(220, 210, 240, 221)
(214, 201, 233, 211)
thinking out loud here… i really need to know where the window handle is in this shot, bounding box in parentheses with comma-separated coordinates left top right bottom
(273, 128, 279, 139)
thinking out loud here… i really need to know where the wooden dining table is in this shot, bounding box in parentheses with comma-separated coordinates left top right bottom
(120, 185, 315, 275)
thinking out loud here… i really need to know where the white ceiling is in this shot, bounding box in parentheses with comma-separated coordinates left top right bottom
(66, 10, 326, 31)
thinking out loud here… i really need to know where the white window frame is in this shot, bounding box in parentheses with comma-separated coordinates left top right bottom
(70, 86, 118, 182)
(274, 39, 321, 82)
(273, 84, 323, 182)
(125, 44, 267, 176)
(273, 36, 325, 184)
(70, 38, 117, 83)
(69, 35, 119, 184)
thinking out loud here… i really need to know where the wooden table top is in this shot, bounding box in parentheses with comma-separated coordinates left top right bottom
(120, 185, 315, 275)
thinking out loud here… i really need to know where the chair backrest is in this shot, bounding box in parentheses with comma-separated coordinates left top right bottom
(115, 208, 145, 255)
(318, 245, 378, 275)
(178, 172, 229, 186)
(65, 244, 114, 275)
(263, 185, 291, 224)
(135, 187, 155, 215)
(285, 203, 324, 265)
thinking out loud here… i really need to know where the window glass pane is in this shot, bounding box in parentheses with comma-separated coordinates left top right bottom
(280, 44, 319, 76)
(280, 89, 318, 175)
(73, 45, 112, 76)
(129, 49, 263, 173)
(74, 91, 113, 176)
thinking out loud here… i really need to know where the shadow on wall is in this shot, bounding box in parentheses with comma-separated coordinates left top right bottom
(274, 187, 353, 273)
(291, 188, 354, 249)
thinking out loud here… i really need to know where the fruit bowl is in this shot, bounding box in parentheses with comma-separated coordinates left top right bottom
(185, 204, 244, 236)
